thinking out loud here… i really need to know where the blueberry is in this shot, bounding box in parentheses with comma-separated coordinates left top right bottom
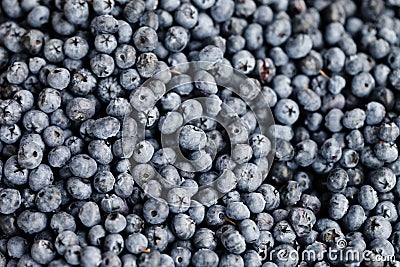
(155, 108, 182, 132)
(140, 11, 159, 30)
(351, 71, 376, 97)
(192, 70, 218, 95)
(361, 145, 385, 169)
(171, 246, 191, 267)
(285, 34, 313, 59)
(93, 171, 115, 193)
(342, 108, 366, 129)
(174, 3, 198, 29)
(93, 0, 114, 15)
(274, 99, 300, 125)
(66, 97, 95, 121)
(363, 215, 392, 240)
(35, 185, 62, 212)
(144, 225, 169, 251)
(3, 26, 26, 53)
(164, 26, 189, 53)
(369, 167, 396, 193)
(136, 52, 159, 78)
(192, 228, 216, 250)
(64, 0, 89, 25)
(104, 233, 124, 255)
(227, 35, 245, 55)
(115, 44, 136, 69)
(77, 201, 101, 228)
(69, 154, 97, 178)
(297, 88, 321, 112)
(115, 20, 133, 43)
(63, 245, 81, 265)
(97, 77, 123, 103)
(265, 19, 291, 46)
(232, 50, 255, 74)
(17, 210, 47, 234)
(1, 0, 23, 18)
(0, 123, 21, 144)
(104, 213, 126, 233)
(225, 201, 250, 221)
(280, 180, 302, 206)
(55, 231, 79, 256)
(122, 0, 145, 23)
(375, 201, 398, 222)
(48, 145, 71, 168)
(90, 53, 115, 78)
(0, 189, 21, 215)
(372, 65, 390, 88)
(125, 233, 148, 254)
(88, 225, 105, 247)
(28, 164, 53, 192)
(160, 92, 181, 111)
(21, 29, 44, 55)
(379, 122, 399, 142)
(51, 12, 76, 36)
(159, 254, 174, 267)
(91, 116, 120, 139)
(244, 23, 263, 51)
(80, 246, 102, 267)
(238, 219, 260, 244)
(7, 236, 28, 259)
(31, 240, 56, 265)
(143, 197, 169, 224)
(102, 251, 122, 267)
(111, 254, 131, 267)
(137, 249, 161, 266)
(374, 141, 398, 163)
(220, 229, 246, 254)
(0, 48, 9, 69)
(171, 213, 196, 241)
(17, 141, 43, 169)
(232, 163, 262, 192)
(328, 193, 349, 220)
(210, 0, 234, 23)
(50, 212, 76, 233)
(0, 99, 22, 125)
(68, 70, 96, 96)
(191, 249, 219, 267)
(44, 39, 65, 63)
(323, 47, 346, 73)
(132, 26, 158, 53)
(12, 90, 33, 114)
(167, 187, 191, 213)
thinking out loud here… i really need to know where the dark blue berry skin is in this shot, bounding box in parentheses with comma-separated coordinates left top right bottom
(265, 19, 291, 47)
(285, 34, 312, 59)
(0, 188, 21, 215)
(0, 99, 22, 125)
(1, 0, 400, 265)
(17, 210, 47, 234)
(69, 154, 97, 178)
(165, 26, 189, 53)
(124, 0, 146, 23)
(171, 247, 191, 267)
(191, 249, 219, 267)
(90, 53, 115, 78)
(274, 99, 300, 125)
(143, 198, 169, 224)
(66, 97, 95, 122)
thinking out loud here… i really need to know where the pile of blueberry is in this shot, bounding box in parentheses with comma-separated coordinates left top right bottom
(1, 0, 400, 266)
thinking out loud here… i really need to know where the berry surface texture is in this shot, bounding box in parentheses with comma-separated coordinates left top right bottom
(1, 0, 400, 267)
